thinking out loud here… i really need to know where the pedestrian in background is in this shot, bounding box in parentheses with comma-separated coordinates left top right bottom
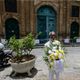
(43, 31, 65, 80)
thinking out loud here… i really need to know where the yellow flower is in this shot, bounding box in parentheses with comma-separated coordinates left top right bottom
(59, 50, 64, 59)
(49, 53, 55, 61)
(59, 50, 64, 55)
(54, 50, 59, 59)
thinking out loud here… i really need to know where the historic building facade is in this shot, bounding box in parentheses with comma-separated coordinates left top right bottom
(0, 0, 80, 43)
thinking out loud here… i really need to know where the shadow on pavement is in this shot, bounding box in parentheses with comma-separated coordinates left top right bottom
(9, 67, 38, 79)
(0, 64, 11, 71)
(0, 67, 4, 71)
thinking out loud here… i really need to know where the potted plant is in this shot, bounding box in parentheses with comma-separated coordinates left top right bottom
(8, 33, 36, 76)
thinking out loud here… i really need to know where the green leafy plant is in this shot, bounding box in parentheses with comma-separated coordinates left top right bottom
(9, 36, 24, 57)
(8, 33, 35, 62)
(22, 33, 35, 54)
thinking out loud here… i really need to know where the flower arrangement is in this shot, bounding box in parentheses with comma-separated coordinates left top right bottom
(48, 50, 64, 68)
(43, 41, 65, 68)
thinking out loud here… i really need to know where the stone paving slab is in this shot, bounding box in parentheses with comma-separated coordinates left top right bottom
(0, 47, 80, 80)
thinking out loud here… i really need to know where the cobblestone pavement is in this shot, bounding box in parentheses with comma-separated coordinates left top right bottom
(0, 47, 80, 80)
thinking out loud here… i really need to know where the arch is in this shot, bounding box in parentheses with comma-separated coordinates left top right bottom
(37, 5, 56, 16)
(5, 18, 20, 39)
(35, 2, 57, 14)
(37, 5, 57, 43)
(70, 21, 79, 42)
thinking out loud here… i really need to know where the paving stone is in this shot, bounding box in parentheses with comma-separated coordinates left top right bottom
(0, 47, 80, 80)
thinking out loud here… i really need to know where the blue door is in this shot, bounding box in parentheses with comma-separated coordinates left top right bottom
(37, 6, 57, 43)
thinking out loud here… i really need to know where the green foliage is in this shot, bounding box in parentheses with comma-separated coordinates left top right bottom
(23, 33, 35, 54)
(9, 36, 24, 57)
(8, 33, 35, 57)
(43, 47, 51, 68)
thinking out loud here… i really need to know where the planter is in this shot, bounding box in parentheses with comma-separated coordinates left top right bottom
(9, 56, 36, 76)
(8, 33, 37, 76)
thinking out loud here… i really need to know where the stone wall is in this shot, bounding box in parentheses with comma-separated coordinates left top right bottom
(0, 0, 80, 39)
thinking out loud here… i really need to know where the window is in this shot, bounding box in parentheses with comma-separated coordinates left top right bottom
(71, 6, 79, 17)
(5, 0, 17, 12)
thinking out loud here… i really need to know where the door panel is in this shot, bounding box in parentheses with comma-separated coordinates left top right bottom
(47, 17, 56, 37)
(37, 16, 47, 39)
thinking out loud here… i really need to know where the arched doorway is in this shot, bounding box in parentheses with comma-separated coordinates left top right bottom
(37, 5, 57, 43)
(5, 18, 19, 39)
(70, 21, 79, 42)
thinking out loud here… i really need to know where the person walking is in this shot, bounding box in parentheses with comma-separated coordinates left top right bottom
(43, 31, 65, 80)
